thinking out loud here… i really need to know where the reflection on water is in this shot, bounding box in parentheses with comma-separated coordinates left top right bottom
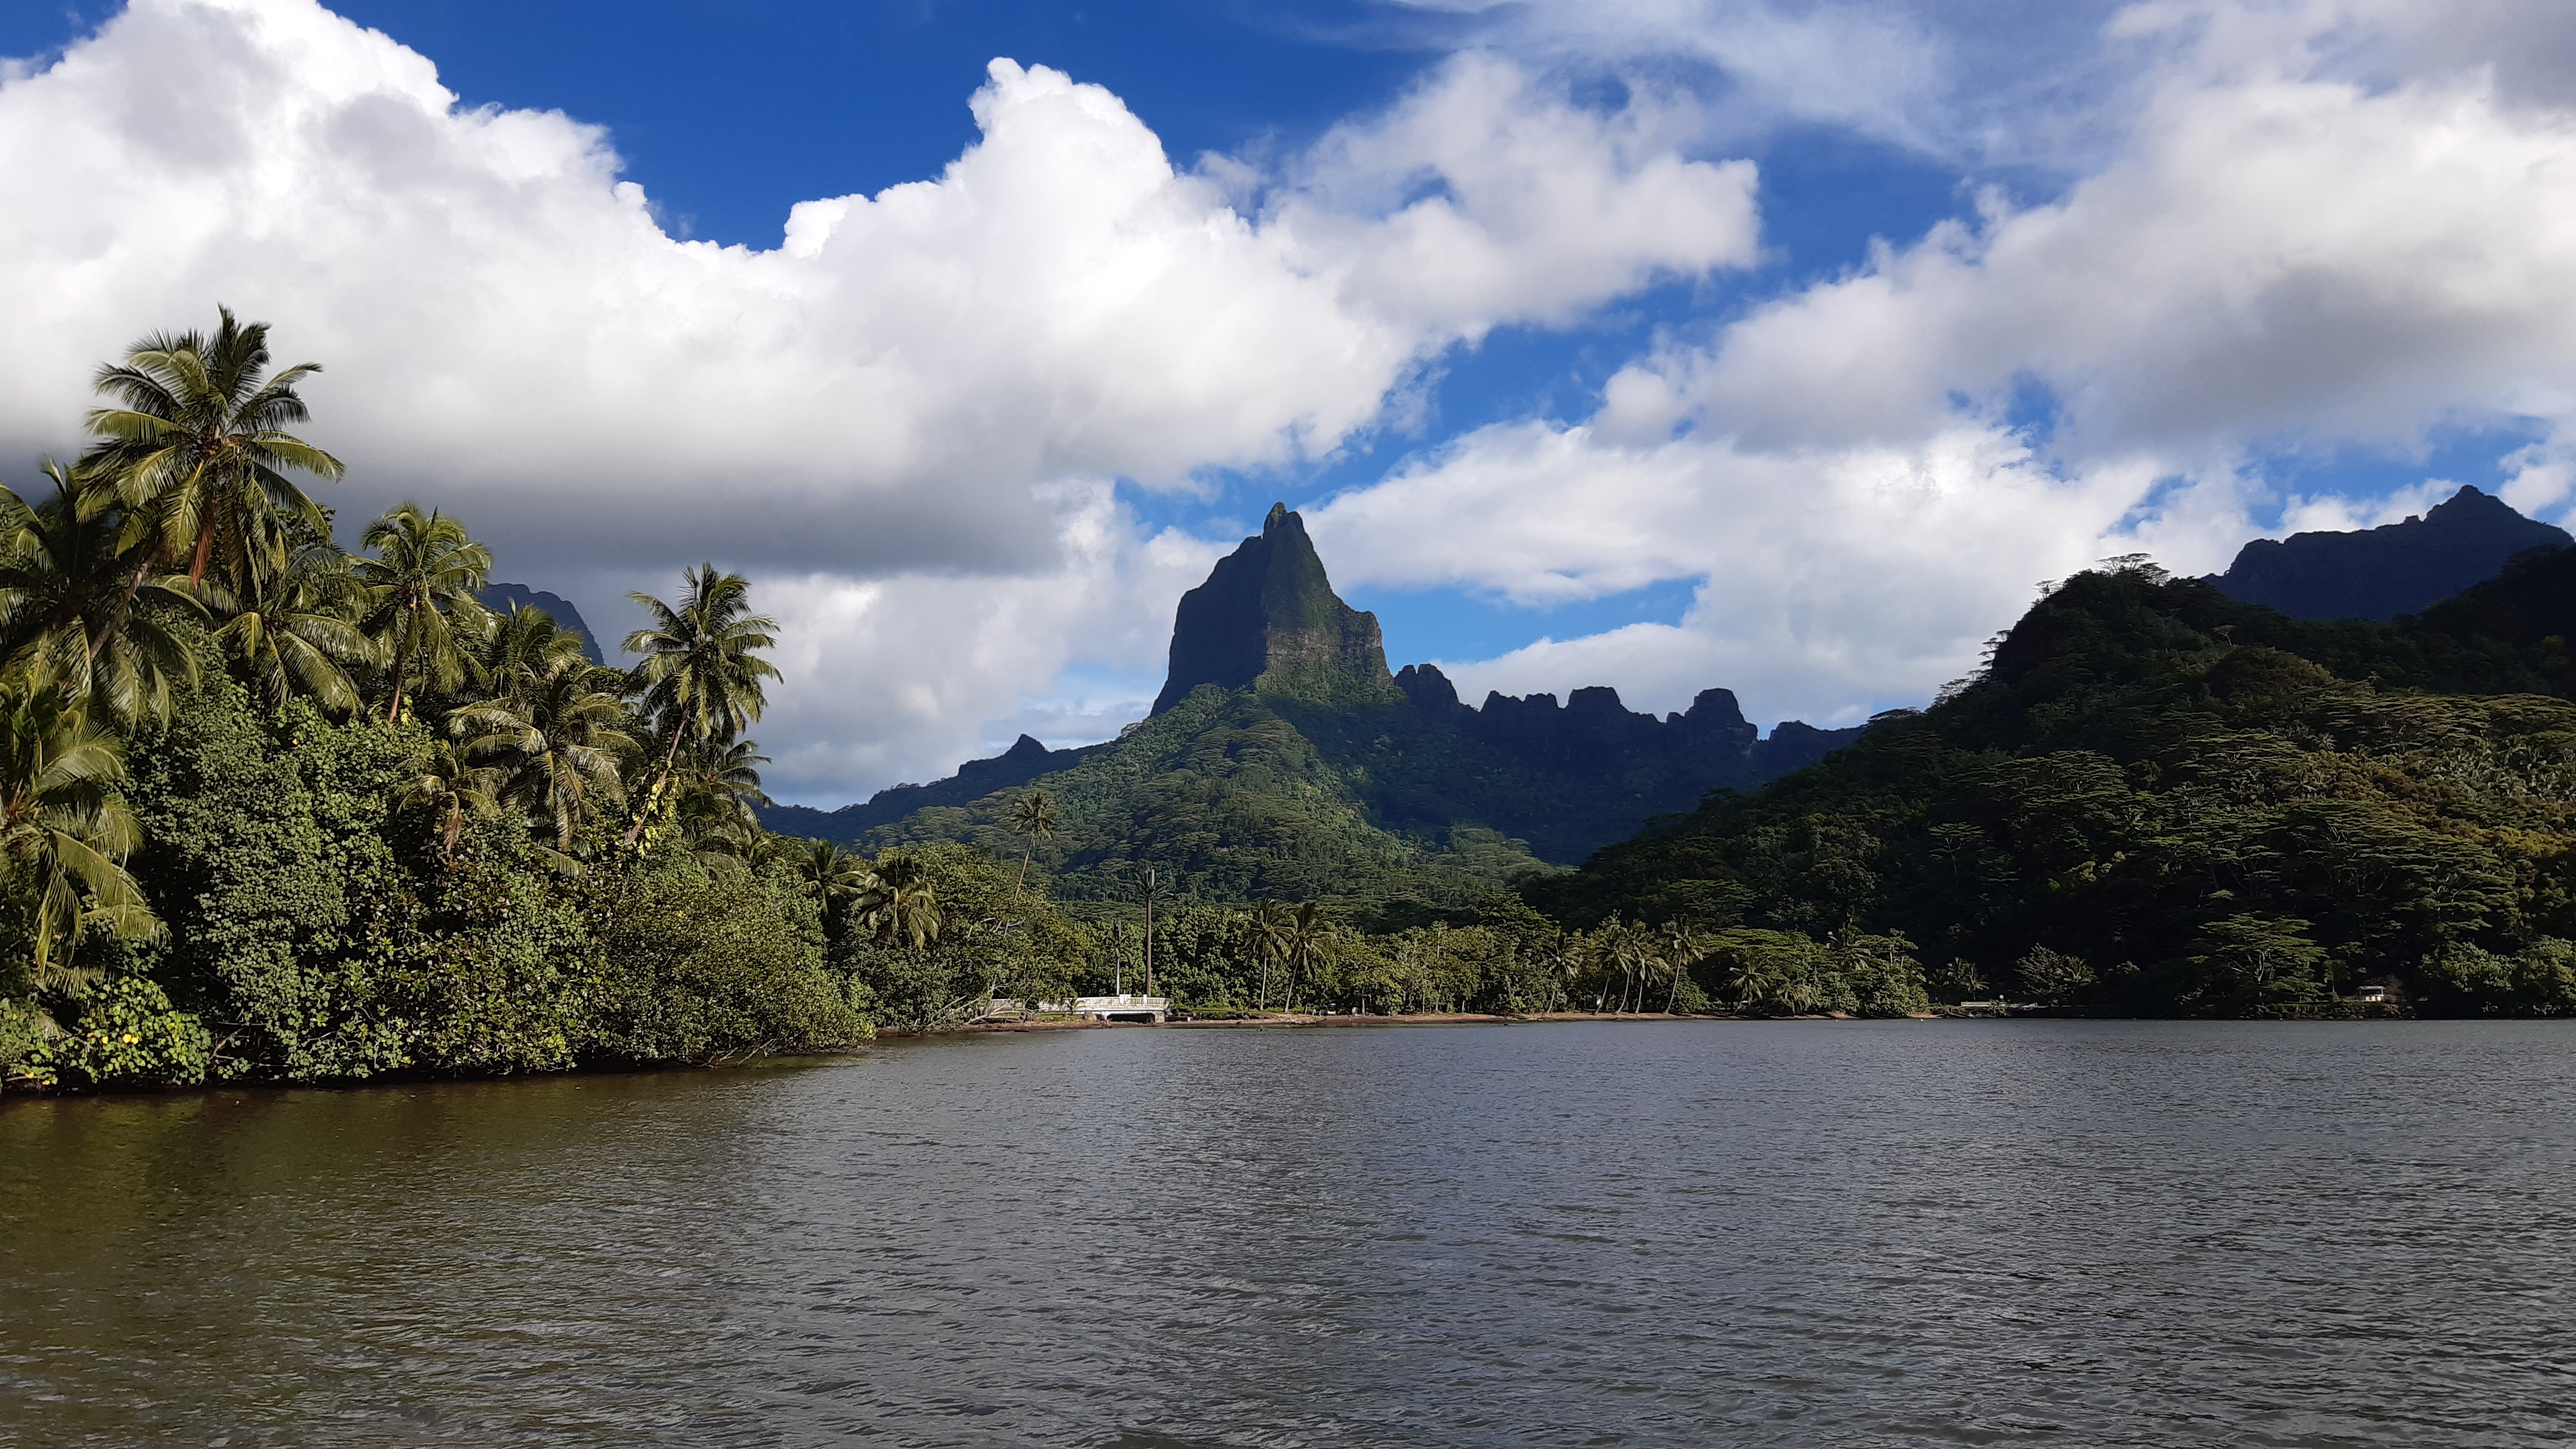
(5, 1020, 2575, 1446)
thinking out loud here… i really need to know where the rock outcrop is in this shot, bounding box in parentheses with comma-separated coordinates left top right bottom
(480, 583, 604, 664)
(2207, 486, 2569, 622)
(760, 732, 1105, 842)
(1152, 503, 1398, 714)
(765, 502, 1866, 868)
(1395, 664, 1856, 787)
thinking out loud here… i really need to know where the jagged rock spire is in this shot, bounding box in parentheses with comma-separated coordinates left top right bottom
(1151, 503, 1396, 714)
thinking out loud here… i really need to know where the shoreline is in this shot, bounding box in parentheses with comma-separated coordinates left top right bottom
(7, 1006, 2437, 1094)
(915, 1008, 1936, 1036)
(900, 1000, 2418, 1036)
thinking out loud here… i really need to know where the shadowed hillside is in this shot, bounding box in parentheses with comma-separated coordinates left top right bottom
(763, 504, 1857, 892)
(1533, 549, 2576, 1017)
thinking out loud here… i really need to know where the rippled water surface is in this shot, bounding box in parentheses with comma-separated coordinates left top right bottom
(6, 1020, 2576, 1446)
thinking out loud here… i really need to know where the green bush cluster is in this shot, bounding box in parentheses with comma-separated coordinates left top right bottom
(40, 668, 868, 1086)
(21, 975, 213, 1091)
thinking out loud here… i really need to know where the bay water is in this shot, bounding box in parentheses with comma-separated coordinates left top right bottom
(5, 1020, 2573, 1446)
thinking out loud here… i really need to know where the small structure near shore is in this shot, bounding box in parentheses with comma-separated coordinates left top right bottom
(990, 994, 1173, 1024)
(1067, 993, 1171, 1023)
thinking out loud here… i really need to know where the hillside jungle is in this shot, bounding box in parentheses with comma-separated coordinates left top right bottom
(8, 314, 2575, 1093)
(1532, 553, 2576, 1019)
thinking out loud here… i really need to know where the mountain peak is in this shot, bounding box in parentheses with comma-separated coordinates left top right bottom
(2209, 485, 2570, 622)
(1150, 503, 1397, 714)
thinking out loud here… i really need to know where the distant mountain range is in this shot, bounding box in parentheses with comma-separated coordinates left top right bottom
(763, 504, 1858, 894)
(479, 583, 603, 663)
(764, 488, 2576, 906)
(2205, 485, 2568, 621)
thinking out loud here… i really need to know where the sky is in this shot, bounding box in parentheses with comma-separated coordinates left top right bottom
(7, 1, 2576, 805)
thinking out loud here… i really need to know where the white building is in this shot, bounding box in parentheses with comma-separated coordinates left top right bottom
(990, 994, 1172, 1023)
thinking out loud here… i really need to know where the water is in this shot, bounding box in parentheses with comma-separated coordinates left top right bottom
(5, 1020, 2575, 1447)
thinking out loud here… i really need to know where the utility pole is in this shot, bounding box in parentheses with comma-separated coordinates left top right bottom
(1144, 864, 1156, 998)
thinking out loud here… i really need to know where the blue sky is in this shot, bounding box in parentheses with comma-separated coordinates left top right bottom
(96, 0, 1986, 676)
(6, 0, 2574, 802)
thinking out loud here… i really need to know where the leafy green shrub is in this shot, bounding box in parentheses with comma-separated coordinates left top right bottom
(585, 849, 864, 1062)
(122, 680, 422, 1080)
(1, 997, 50, 1090)
(34, 976, 212, 1090)
(385, 819, 596, 1074)
(2417, 937, 2576, 1017)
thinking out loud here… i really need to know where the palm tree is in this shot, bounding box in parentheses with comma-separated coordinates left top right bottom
(0, 685, 163, 986)
(794, 839, 876, 937)
(396, 737, 502, 867)
(1586, 921, 1628, 1013)
(671, 737, 770, 834)
(79, 306, 344, 591)
(1661, 922, 1701, 1014)
(0, 461, 203, 728)
(203, 534, 375, 715)
(356, 504, 493, 724)
(483, 603, 590, 692)
(622, 565, 778, 846)
(863, 876, 943, 951)
(1007, 790, 1057, 898)
(1281, 901, 1328, 1013)
(1249, 900, 1292, 1009)
(1612, 920, 1656, 1014)
(451, 662, 636, 857)
(666, 738, 771, 868)
(1549, 941, 1583, 1015)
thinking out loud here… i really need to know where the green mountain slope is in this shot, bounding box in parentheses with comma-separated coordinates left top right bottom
(1530, 552, 2576, 1016)
(775, 504, 1859, 885)
(861, 685, 1545, 906)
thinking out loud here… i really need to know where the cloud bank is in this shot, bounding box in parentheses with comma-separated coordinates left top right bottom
(0, 0, 1758, 798)
(10, 0, 2576, 796)
(1308, 0, 2576, 724)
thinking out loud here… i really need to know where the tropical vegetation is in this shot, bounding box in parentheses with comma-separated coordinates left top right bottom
(1533, 555, 2576, 1017)
(0, 311, 897, 1091)
(20, 310, 2566, 1098)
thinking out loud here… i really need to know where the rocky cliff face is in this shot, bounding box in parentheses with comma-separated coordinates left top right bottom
(1152, 503, 1397, 714)
(2207, 485, 2570, 622)
(480, 583, 603, 664)
(1395, 663, 1855, 784)
(768, 506, 1866, 865)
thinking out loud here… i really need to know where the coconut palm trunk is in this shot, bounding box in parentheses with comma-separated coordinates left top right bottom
(383, 649, 408, 724)
(624, 724, 687, 847)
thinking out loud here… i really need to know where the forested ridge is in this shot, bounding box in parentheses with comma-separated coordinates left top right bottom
(1533, 553, 2576, 1016)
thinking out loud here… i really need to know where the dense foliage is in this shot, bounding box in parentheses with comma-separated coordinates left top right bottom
(28, 308, 2543, 1072)
(1533, 556, 2576, 1016)
(0, 311, 878, 1090)
(864, 686, 1549, 907)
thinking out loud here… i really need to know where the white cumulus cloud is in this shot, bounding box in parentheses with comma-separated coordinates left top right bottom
(1310, 0, 2576, 727)
(0, 0, 1763, 801)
